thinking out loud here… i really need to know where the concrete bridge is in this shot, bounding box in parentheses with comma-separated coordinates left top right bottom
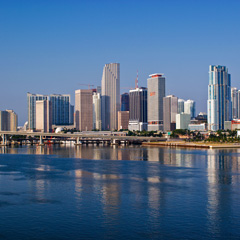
(0, 131, 166, 146)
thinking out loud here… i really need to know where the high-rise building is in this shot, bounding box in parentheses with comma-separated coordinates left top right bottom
(184, 99, 196, 119)
(128, 87, 148, 131)
(163, 95, 178, 131)
(93, 92, 102, 130)
(70, 105, 74, 125)
(238, 90, 240, 119)
(36, 100, 52, 133)
(176, 113, 191, 129)
(75, 89, 93, 131)
(178, 99, 185, 113)
(27, 93, 48, 131)
(50, 94, 71, 125)
(208, 65, 231, 131)
(147, 73, 165, 131)
(121, 93, 129, 111)
(0, 110, 18, 131)
(101, 63, 120, 131)
(118, 111, 129, 130)
(231, 87, 238, 119)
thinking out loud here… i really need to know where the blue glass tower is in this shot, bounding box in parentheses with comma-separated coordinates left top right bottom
(121, 93, 129, 111)
(50, 94, 71, 125)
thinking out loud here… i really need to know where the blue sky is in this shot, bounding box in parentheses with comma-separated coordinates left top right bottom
(1, 0, 240, 125)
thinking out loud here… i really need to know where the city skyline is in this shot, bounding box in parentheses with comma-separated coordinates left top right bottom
(1, 1, 240, 125)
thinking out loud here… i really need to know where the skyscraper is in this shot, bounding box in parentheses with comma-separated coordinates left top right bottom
(208, 65, 231, 131)
(231, 87, 238, 119)
(93, 92, 102, 130)
(163, 95, 178, 131)
(101, 63, 120, 131)
(0, 110, 18, 131)
(27, 93, 48, 131)
(184, 99, 196, 119)
(147, 73, 165, 131)
(121, 93, 129, 111)
(75, 89, 93, 131)
(36, 100, 52, 133)
(50, 94, 71, 125)
(128, 87, 148, 131)
(178, 99, 185, 113)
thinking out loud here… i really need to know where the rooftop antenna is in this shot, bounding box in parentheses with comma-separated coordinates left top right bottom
(135, 70, 139, 89)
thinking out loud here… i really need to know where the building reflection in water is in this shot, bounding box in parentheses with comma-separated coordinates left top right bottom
(206, 149, 235, 237)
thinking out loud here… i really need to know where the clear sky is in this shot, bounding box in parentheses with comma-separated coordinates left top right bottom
(1, 0, 240, 125)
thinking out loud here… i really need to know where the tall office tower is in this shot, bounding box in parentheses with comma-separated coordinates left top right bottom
(36, 100, 52, 133)
(118, 111, 129, 130)
(70, 105, 74, 125)
(184, 99, 196, 119)
(27, 93, 48, 131)
(128, 87, 148, 131)
(178, 99, 185, 113)
(75, 89, 93, 131)
(208, 65, 231, 131)
(231, 87, 238, 119)
(121, 93, 129, 111)
(50, 94, 71, 125)
(147, 73, 165, 131)
(238, 90, 240, 119)
(0, 110, 18, 131)
(163, 95, 178, 131)
(93, 92, 102, 130)
(101, 63, 120, 131)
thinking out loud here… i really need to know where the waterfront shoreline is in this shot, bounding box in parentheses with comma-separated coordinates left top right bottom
(142, 141, 240, 149)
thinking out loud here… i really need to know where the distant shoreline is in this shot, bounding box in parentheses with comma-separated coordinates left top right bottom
(142, 141, 240, 149)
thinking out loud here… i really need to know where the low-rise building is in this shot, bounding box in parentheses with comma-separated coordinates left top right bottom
(118, 111, 129, 130)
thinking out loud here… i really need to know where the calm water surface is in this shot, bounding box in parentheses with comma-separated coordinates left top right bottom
(0, 144, 240, 239)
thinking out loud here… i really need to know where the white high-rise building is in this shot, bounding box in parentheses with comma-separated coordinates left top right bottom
(184, 99, 195, 119)
(176, 113, 191, 130)
(93, 92, 102, 130)
(101, 63, 120, 131)
(147, 73, 165, 131)
(207, 65, 231, 131)
(36, 100, 52, 133)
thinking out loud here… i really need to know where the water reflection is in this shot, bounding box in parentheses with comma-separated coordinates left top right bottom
(0, 145, 240, 239)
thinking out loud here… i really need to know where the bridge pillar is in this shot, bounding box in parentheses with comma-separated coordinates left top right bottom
(75, 137, 82, 145)
(111, 139, 118, 145)
(39, 135, 44, 146)
(1, 134, 7, 146)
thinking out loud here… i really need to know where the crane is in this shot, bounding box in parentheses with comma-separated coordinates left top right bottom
(79, 84, 94, 89)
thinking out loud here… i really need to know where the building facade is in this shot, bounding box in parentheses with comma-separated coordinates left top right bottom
(118, 111, 129, 131)
(101, 63, 120, 131)
(231, 87, 238, 119)
(93, 92, 102, 130)
(35, 100, 52, 133)
(184, 99, 196, 119)
(75, 89, 93, 131)
(163, 95, 178, 131)
(207, 65, 231, 131)
(176, 113, 191, 130)
(27, 93, 48, 130)
(147, 73, 165, 131)
(128, 87, 148, 131)
(0, 110, 18, 131)
(121, 93, 129, 111)
(50, 94, 71, 125)
(178, 99, 185, 113)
